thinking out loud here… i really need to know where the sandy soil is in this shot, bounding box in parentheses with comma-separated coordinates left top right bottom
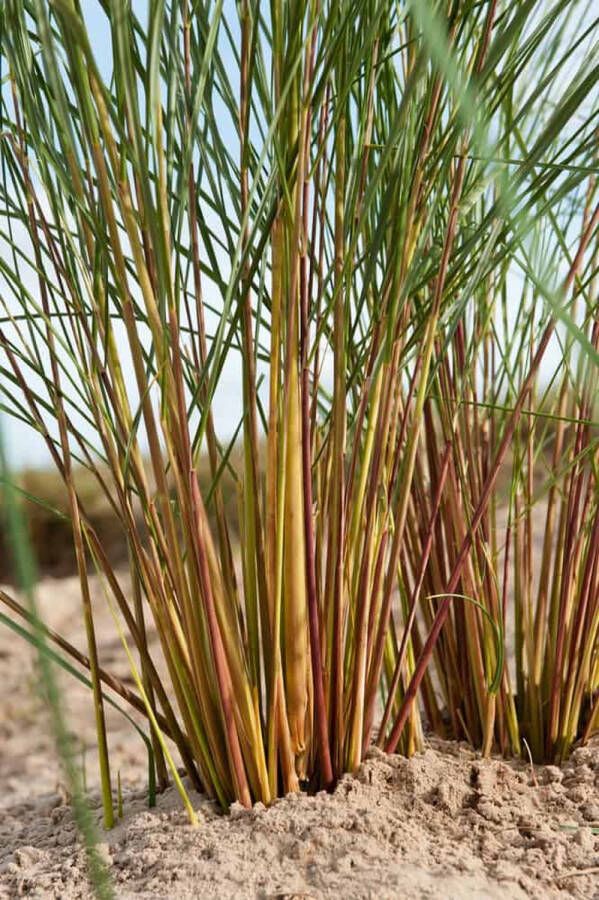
(1, 573, 598, 899)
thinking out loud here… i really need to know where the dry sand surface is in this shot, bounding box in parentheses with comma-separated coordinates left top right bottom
(1, 573, 598, 899)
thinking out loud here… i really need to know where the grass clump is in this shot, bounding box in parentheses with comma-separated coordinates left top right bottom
(0, 0, 597, 830)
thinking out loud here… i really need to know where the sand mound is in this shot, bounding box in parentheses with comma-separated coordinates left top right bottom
(1, 574, 598, 898)
(1, 737, 598, 899)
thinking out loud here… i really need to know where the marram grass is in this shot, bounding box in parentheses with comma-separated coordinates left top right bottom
(0, 0, 597, 834)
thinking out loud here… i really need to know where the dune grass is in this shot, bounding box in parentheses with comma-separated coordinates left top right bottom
(0, 0, 597, 841)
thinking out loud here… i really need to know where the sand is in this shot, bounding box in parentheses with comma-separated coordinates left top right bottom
(1, 573, 598, 899)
